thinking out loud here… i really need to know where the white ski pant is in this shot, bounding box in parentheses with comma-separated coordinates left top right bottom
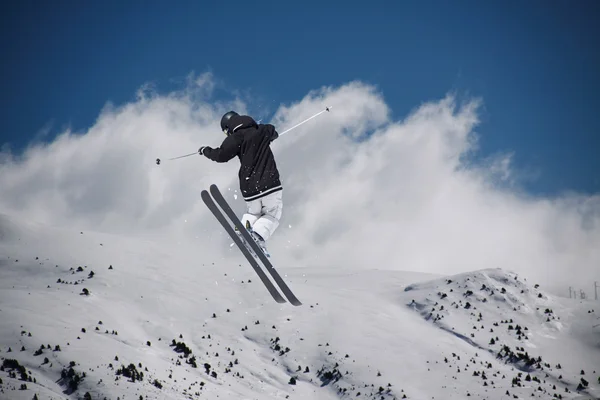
(241, 190, 282, 241)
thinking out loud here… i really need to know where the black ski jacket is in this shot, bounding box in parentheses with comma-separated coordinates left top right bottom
(202, 115, 282, 201)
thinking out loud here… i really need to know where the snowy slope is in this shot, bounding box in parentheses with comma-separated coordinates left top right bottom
(403, 269, 600, 399)
(0, 213, 598, 400)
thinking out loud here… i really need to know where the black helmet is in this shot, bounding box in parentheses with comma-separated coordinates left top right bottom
(220, 111, 239, 135)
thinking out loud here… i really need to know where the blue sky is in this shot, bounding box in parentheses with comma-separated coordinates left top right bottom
(1, 0, 598, 195)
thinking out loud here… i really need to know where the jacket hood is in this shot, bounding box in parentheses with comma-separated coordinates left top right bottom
(229, 115, 258, 133)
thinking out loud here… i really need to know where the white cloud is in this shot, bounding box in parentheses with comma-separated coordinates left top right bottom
(193, 71, 215, 93)
(0, 75, 598, 293)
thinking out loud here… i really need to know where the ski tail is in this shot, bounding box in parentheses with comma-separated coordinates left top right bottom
(209, 184, 302, 306)
(201, 190, 286, 304)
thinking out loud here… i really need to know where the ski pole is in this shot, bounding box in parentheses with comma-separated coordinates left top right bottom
(156, 151, 197, 165)
(279, 106, 332, 137)
(156, 106, 331, 165)
(156, 121, 267, 165)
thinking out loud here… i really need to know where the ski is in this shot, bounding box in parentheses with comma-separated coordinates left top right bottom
(201, 190, 287, 304)
(209, 184, 302, 306)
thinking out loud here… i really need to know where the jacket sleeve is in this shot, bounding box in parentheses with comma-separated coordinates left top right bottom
(203, 135, 241, 163)
(261, 124, 279, 142)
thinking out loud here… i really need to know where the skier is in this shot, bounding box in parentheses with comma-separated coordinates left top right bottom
(198, 111, 283, 256)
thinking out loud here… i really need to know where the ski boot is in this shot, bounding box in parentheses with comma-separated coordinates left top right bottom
(250, 230, 270, 258)
(234, 221, 270, 258)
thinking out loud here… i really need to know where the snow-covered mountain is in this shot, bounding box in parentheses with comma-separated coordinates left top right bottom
(0, 212, 598, 400)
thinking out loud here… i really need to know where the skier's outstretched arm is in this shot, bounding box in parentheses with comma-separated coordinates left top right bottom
(199, 135, 241, 163)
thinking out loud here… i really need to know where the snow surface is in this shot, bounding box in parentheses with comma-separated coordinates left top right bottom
(0, 213, 599, 400)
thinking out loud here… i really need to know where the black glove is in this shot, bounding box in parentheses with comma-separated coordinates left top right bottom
(198, 146, 209, 156)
